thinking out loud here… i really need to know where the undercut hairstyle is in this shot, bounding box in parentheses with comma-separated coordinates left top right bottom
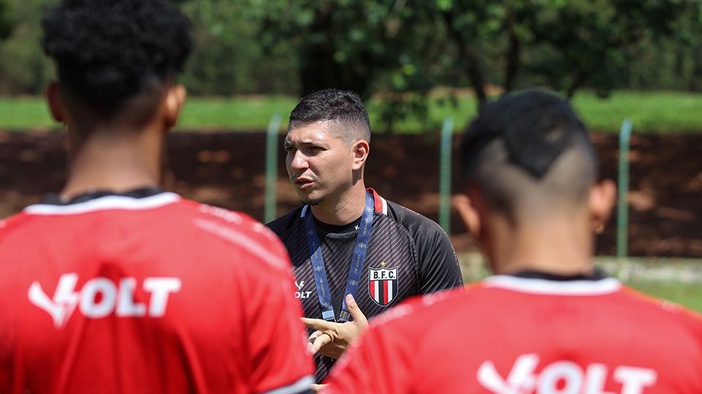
(41, 0, 193, 120)
(289, 89, 371, 143)
(459, 90, 598, 222)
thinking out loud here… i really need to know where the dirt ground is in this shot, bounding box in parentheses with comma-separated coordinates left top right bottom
(0, 130, 700, 258)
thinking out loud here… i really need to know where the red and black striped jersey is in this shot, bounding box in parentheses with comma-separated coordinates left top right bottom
(267, 189, 463, 382)
(322, 272, 702, 394)
(0, 190, 314, 394)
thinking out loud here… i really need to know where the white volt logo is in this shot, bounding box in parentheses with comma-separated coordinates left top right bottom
(295, 280, 312, 299)
(28, 274, 182, 329)
(477, 354, 657, 394)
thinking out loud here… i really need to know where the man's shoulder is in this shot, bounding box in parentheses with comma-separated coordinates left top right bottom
(380, 200, 455, 257)
(183, 200, 292, 271)
(266, 207, 304, 238)
(0, 211, 34, 245)
(383, 199, 446, 235)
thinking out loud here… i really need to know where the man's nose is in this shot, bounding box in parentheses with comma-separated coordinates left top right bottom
(289, 150, 308, 171)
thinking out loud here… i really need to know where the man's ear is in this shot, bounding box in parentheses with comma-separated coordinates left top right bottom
(589, 179, 616, 233)
(46, 81, 65, 123)
(351, 139, 370, 171)
(453, 193, 481, 238)
(164, 84, 186, 130)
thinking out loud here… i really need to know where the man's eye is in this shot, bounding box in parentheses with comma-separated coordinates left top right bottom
(284, 146, 295, 153)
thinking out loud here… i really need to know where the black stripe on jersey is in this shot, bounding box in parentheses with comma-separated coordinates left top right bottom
(512, 269, 609, 281)
(41, 187, 165, 205)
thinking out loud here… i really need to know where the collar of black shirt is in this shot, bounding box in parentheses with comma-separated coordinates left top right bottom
(313, 215, 363, 234)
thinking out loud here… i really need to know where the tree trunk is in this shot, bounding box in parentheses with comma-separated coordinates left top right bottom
(440, 11, 488, 110)
(565, 69, 590, 100)
(504, 8, 520, 92)
(689, 42, 702, 92)
(297, 10, 373, 99)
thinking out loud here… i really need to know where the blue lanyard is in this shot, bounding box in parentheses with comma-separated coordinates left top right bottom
(303, 192, 374, 322)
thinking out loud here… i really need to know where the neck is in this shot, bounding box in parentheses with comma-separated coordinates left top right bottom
(485, 215, 594, 276)
(310, 183, 367, 226)
(61, 125, 163, 199)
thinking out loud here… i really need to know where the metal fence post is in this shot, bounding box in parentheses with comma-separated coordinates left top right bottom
(617, 119, 633, 259)
(264, 113, 282, 223)
(439, 117, 454, 233)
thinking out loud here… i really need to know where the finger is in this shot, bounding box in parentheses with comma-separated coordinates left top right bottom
(306, 340, 317, 355)
(308, 330, 323, 341)
(345, 294, 368, 327)
(301, 317, 333, 331)
(306, 331, 324, 355)
(311, 332, 333, 353)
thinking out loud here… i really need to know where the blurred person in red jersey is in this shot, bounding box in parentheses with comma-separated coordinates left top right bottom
(0, 0, 313, 392)
(320, 89, 702, 394)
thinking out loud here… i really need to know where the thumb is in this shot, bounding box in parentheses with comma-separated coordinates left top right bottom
(345, 294, 368, 328)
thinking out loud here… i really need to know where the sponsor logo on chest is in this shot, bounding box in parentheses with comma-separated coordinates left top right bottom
(295, 280, 313, 299)
(368, 263, 398, 306)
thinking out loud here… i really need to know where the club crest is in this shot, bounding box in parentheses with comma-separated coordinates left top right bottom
(368, 265, 398, 306)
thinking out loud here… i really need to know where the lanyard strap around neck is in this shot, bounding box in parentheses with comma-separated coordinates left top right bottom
(303, 192, 374, 322)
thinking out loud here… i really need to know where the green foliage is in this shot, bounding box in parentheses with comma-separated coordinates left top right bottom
(0, 0, 14, 40)
(436, 0, 688, 101)
(0, 0, 55, 95)
(526, 0, 688, 98)
(252, 0, 428, 100)
(178, 0, 298, 96)
(0, 0, 698, 132)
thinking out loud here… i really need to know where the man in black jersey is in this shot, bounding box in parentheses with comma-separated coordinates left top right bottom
(267, 88, 464, 382)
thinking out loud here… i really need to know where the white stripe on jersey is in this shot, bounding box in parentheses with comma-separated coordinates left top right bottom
(388, 278, 394, 301)
(483, 275, 621, 296)
(263, 376, 315, 394)
(23, 193, 180, 215)
(378, 195, 388, 215)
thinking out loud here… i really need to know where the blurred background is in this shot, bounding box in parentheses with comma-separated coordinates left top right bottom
(0, 0, 700, 307)
(1, 1, 702, 118)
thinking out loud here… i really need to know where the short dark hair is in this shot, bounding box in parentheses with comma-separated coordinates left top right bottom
(289, 89, 371, 143)
(459, 90, 598, 221)
(41, 0, 193, 119)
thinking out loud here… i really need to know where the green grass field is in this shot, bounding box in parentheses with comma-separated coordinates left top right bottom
(627, 281, 702, 312)
(1, 90, 701, 133)
(458, 277, 702, 313)
(459, 255, 702, 313)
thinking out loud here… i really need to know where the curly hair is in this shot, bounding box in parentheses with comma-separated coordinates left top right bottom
(41, 0, 193, 119)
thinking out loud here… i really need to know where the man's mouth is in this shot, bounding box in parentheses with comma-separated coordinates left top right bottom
(294, 177, 314, 189)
